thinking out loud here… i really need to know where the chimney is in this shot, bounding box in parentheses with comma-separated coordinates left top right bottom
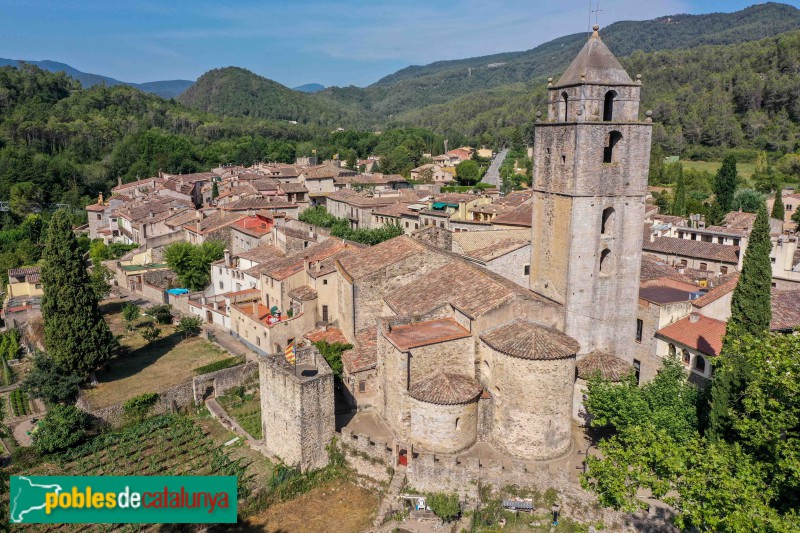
(689, 312, 700, 323)
(117, 177, 123, 188)
(315, 260, 321, 273)
(196, 210, 205, 221)
(224, 248, 231, 268)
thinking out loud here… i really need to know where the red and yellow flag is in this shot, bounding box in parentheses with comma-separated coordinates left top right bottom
(284, 341, 296, 364)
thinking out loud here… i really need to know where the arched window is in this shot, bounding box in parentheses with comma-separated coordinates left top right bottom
(668, 344, 676, 357)
(694, 356, 706, 373)
(599, 248, 611, 274)
(455, 418, 461, 431)
(603, 90, 617, 121)
(561, 92, 569, 122)
(601, 207, 615, 235)
(682, 349, 690, 365)
(604, 131, 623, 163)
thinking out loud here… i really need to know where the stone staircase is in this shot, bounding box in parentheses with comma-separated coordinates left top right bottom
(373, 464, 407, 527)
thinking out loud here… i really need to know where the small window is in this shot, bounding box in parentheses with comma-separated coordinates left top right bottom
(601, 207, 615, 235)
(682, 349, 690, 365)
(699, 262, 708, 271)
(219, 281, 223, 289)
(633, 359, 641, 384)
(694, 356, 706, 373)
(603, 131, 623, 163)
(561, 91, 569, 121)
(599, 248, 611, 274)
(415, 223, 419, 229)
(603, 90, 617, 121)
(323, 279, 328, 285)
(358, 380, 366, 393)
(668, 344, 676, 358)
(720, 266, 728, 275)
(679, 259, 688, 268)
(455, 418, 461, 431)
(405, 222, 409, 228)
(771, 257, 776, 264)
(635, 319, 643, 343)
(256, 337, 261, 347)
(96, 213, 102, 220)
(524, 265, 530, 276)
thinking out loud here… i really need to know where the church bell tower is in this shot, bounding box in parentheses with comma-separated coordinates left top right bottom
(529, 25, 652, 361)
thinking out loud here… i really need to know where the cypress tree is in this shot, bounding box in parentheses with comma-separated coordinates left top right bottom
(671, 164, 686, 216)
(771, 194, 785, 222)
(713, 154, 738, 213)
(41, 210, 114, 374)
(211, 181, 219, 199)
(709, 203, 772, 441)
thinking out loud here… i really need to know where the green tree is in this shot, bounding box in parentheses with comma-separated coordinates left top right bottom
(312, 340, 353, 378)
(147, 304, 173, 325)
(771, 194, 785, 221)
(752, 151, 778, 194)
(211, 180, 219, 199)
(164, 240, 225, 291)
(41, 210, 114, 374)
(648, 145, 665, 185)
(732, 189, 766, 213)
(425, 493, 461, 522)
(713, 154, 738, 213)
(9, 181, 44, 217)
(792, 207, 800, 226)
(671, 164, 687, 216)
(122, 302, 140, 322)
(455, 159, 481, 185)
(176, 316, 203, 338)
(22, 353, 83, 405)
(710, 204, 772, 441)
(32, 404, 90, 454)
(89, 263, 113, 301)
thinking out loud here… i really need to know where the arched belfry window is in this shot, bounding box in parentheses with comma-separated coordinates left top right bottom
(561, 92, 569, 122)
(694, 356, 706, 373)
(603, 90, 617, 121)
(603, 131, 623, 163)
(599, 248, 611, 274)
(601, 207, 615, 235)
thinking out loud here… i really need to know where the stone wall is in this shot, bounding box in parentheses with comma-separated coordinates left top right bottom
(78, 380, 195, 426)
(484, 245, 531, 289)
(259, 347, 335, 471)
(144, 230, 186, 260)
(141, 281, 166, 303)
(191, 361, 258, 403)
(411, 226, 452, 251)
(408, 396, 478, 453)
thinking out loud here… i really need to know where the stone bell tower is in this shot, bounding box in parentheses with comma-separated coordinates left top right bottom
(529, 25, 652, 361)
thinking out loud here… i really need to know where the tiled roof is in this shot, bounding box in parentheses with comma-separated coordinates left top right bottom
(576, 350, 633, 381)
(236, 245, 285, 265)
(372, 202, 419, 218)
(640, 254, 696, 284)
(288, 285, 318, 301)
(465, 239, 529, 262)
(479, 319, 579, 360)
(342, 328, 377, 374)
(308, 247, 363, 279)
(491, 203, 532, 227)
(644, 236, 740, 263)
(337, 236, 426, 280)
(304, 327, 349, 345)
(452, 229, 530, 254)
(8, 267, 41, 278)
(384, 259, 518, 318)
(185, 211, 246, 234)
(257, 239, 347, 280)
(279, 183, 308, 194)
(691, 274, 739, 308)
(383, 318, 471, 351)
(86, 203, 107, 212)
(656, 314, 726, 357)
(431, 193, 481, 204)
(771, 290, 800, 331)
(638, 286, 694, 304)
(408, 372, 482, 405)
(496, 191, 532, 207)
(221, 197, 295, 211)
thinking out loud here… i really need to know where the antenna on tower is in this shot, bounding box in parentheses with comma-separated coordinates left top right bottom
(592, 0, 604, 26)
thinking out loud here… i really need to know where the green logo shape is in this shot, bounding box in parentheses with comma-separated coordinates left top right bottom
(10, 476, 237, 524)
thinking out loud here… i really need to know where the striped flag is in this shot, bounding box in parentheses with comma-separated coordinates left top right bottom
(284, 341, 296, 365)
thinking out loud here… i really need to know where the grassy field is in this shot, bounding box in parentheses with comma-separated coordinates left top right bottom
(218, 387, 263, 439)
(82, 299, 230, 409)
(681, 160, 756, 180)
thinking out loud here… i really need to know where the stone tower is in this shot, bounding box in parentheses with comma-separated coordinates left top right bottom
(529, 25, 651, 361)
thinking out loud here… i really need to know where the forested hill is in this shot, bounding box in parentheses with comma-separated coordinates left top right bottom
(176, 67, 363, 127)
(396, 29, 800, 156)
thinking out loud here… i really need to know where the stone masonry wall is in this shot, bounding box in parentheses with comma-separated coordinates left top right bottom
(192, 361, 258, 403)
(408, 396, 478, 453)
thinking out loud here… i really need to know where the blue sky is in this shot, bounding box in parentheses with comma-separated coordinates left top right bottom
(0, 0, 797, 88)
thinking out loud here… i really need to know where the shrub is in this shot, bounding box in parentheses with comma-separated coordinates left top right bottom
(22, 353, 83, 405)
(176, 316, 203, 338)
(147, 304, 173, 325)
(426, 492, 461, 522)
(194, 357, 243, 376)
(122, 303, 140, 322)
(123, 392, 159, 422)
(140, 324, 161, 342)
(32, 404, 90, 454)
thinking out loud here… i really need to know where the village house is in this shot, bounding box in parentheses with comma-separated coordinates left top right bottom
(230, 214, 276, 254)
(183, 211, 247, 245)
(767, 189, 800, 231)
(409, 164, 455, 185)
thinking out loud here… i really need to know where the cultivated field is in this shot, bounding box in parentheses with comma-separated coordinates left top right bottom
(681, 160, 756, 180)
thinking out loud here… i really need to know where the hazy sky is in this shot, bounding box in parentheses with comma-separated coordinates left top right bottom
(1, 0, 796, 87)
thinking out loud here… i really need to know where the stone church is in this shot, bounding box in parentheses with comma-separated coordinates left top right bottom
(260, 26, 651, 472)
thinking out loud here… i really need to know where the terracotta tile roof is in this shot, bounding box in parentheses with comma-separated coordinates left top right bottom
(771, 290, 800, 331)
(384, 259, 536, 319)
(164, 209, 199, 228)
(8, 267, 41, 278)
(470, 204, 510, 215)
(431, 193, 481, 204)
(384, 318, 471, 351)
(722, 211, 757, 231)
(184, 211, 246, 234)
(576, 350, 633, 381)
(452, 229, 530, 253)
(691, 274, 739, 308)
(304, 327, 349, 345)
(279, 183, 308, 194)
(643, 236, 740, 263)
(656, 313, 726, 357)
(491, 203, 532, 227)
(221, 197, 295, 211)
(327, 190, 402, 208)
(465, 239, 529, 262)
(372, 202, 419, 218)
(408, 372, 482, 405)
(288, 285, 318, 302)
(342, 328, 377, 374)
(479, 319, 579, 360)
(496, 191, 532, 207)
(258, 239, 346, 280)
(308, 247, 364, 279)
(640, 254, 696, 284)
(86, 203, 107, 212)
(236, 245, 285, 265)
(638, 286, 694, 304)
(651, 214, 687, 226)
(337, 236, 426, 280)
